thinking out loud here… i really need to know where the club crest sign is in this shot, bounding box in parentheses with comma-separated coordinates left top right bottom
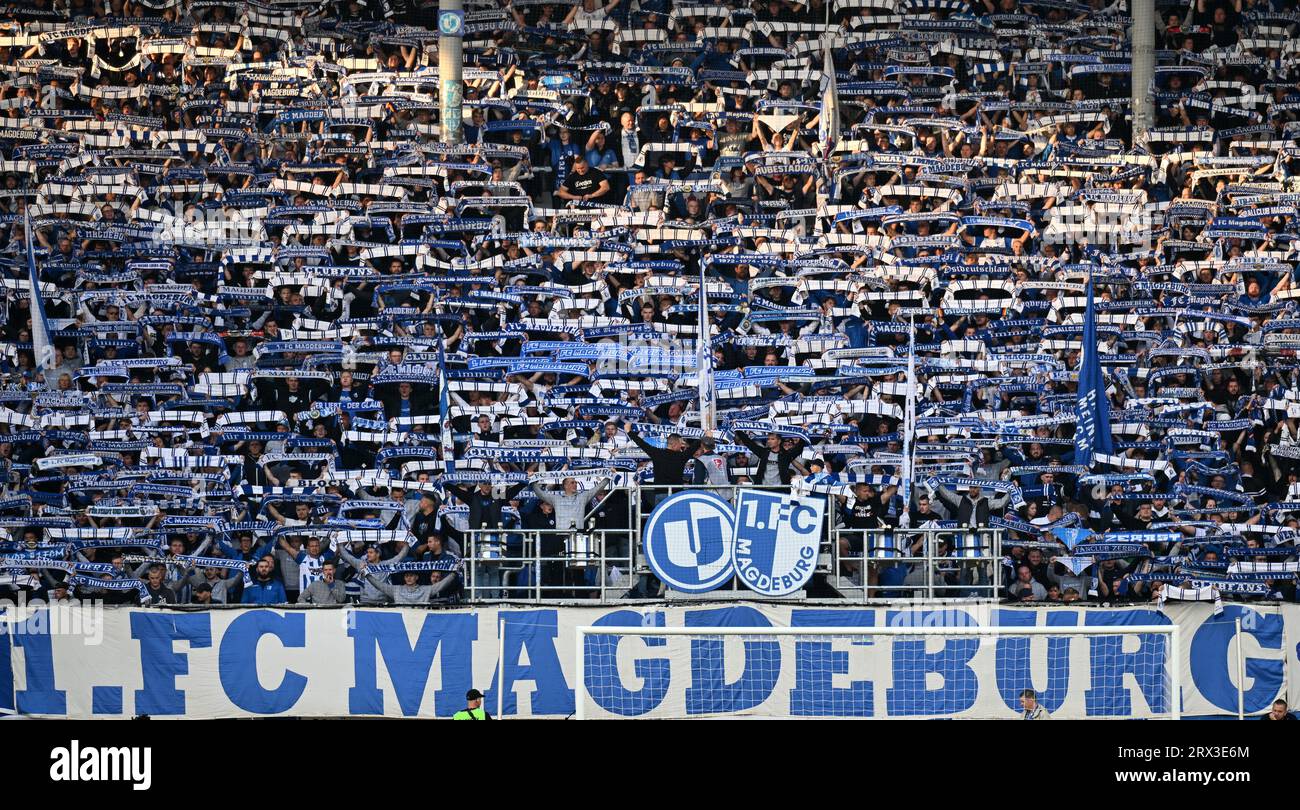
(732, 490, 825, 596)
(640, 489, 826, 596)
(641, 491, 736, 594)
(438, 10, 464, 35)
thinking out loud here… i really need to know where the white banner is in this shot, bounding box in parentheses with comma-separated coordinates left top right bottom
(0, 602, 1292, 718)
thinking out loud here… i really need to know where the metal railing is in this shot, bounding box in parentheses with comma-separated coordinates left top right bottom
(462, 527, 636, 602)
(408, 485, 1007, 603)
(827, 526, 1004, 601)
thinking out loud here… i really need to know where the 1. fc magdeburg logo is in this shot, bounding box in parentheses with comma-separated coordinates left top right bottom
(732, 490, 825, 597)
(642, 491, 736, 593)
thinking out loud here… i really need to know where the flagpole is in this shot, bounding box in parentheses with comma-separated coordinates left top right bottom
(900, 313, 914, 529)
(818, 40, 839, 206)
(698, 267, 716, 432)
(899, 307, 927, 530)
(438, 339, 455, 471)
(24, 207, 55, 373)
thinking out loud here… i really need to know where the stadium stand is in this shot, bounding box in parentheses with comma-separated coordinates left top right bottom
(0, 0, 1298, 610)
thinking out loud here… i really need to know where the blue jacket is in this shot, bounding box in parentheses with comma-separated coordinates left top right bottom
(240, 578, 287, 605)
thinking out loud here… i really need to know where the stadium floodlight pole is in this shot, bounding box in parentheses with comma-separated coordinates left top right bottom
(438, 0, 465, 145)
(1130, 0, 1155, 144)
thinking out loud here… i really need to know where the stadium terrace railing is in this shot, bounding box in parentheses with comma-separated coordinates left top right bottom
(462, 528, 636, 602)
(829, 527, 1005, 602)
(457, 484, 1004, 603)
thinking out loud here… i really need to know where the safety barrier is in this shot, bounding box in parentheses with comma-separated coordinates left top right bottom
(827, 526, 1004, 601)
(452, 483, 1005, 603)
(461, 528, 636, 602)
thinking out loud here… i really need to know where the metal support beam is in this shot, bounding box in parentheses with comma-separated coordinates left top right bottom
(1130, 0, 1155, 144)
(437, 0, 464, 145)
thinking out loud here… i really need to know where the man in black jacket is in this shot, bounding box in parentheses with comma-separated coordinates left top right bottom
(140, 565, 179, 605)
(240, 440, 269, 486)
(626, 427, 697, 489)
(626, 426, 708, 598)
(408, 493, 440, 546)
(931, 481, 1009, 596)
(932, 482, 1010, 528)
(445, 481, 529, 589)
(735, 430, 805, 486)
(447, 481, 529, 531)
(269, 376, 310, 415)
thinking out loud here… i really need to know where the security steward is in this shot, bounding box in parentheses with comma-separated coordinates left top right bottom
(453, 688, 493, 720)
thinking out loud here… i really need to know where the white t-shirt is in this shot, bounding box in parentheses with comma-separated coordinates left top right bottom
(573, 7, 609, 28)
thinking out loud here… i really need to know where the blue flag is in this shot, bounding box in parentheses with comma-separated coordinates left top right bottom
(24, 208, 55, 372)
(1074, 278, 1113, 465)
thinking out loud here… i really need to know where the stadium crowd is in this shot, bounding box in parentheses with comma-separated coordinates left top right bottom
(0, 0, 1298, 607)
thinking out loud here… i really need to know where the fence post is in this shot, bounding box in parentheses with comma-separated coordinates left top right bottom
(925, 531, 934, 600)
(860, 528, 867, 604)
(574, 627, 585, 720)
(534, 531, 542, 601)
(1235, 617, 1244, 720)
(497, 614, 505, 719)
(468, 532, 476, 602)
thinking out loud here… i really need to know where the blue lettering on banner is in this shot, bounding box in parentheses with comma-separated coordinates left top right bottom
(348, 611, 476, 717)
(488, 610, 573, 716)
(131, 611, 212, 716)
(219, 611, 309, 714)
(789, 609, 877, 717)
(1189, 605, 1283, 714)
(642, 491, 736, 593)
(1083, 609, 1171, 717)
(732, 489, 825, 596)
(684, 606, 776, 715)
(992, 609, 1079, 714)
(584, 610, 669, 717)
(885, 609, 979, 716)
(11, 604, 1300, 718)
(12, 612, 65, 714)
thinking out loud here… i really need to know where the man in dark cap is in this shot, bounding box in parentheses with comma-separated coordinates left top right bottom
(453, 689, 493, 720)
